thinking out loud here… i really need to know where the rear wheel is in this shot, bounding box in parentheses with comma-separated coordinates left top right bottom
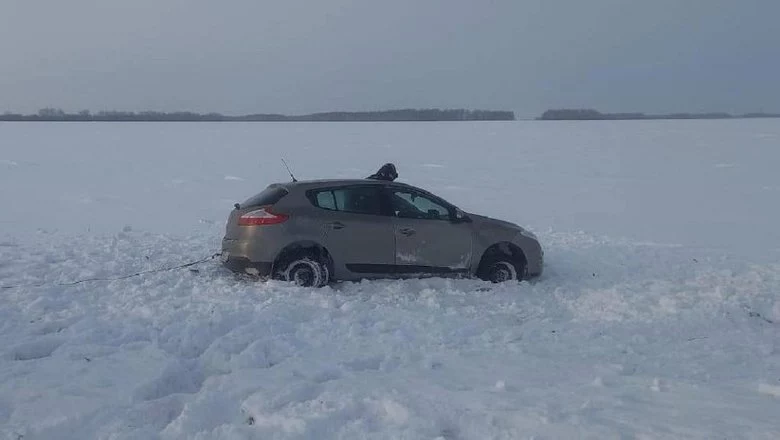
(278, 256, 330, 287)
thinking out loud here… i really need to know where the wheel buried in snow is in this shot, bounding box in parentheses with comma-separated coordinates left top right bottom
(281, 258, 329, 287)
(481, 257, 526, 283)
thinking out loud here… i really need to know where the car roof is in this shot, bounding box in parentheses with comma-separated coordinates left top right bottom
(273, 178, 457, 205)
(274, 179, 418, 190)
(259, 178, 459, 209)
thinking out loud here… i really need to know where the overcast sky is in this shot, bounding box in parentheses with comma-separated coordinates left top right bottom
(1, 0, 778, 117)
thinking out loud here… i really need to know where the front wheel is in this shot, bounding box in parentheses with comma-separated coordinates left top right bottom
(479, 257, 526, 283)
(280, 257, 330, 287)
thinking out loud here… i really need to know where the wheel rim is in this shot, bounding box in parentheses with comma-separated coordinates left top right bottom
(489, 261, 517, 283)
(284, 259, 324, 287)
(291, 265, 315, 286)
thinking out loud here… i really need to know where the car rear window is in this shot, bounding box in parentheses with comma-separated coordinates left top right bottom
(242, 186, 288, 207)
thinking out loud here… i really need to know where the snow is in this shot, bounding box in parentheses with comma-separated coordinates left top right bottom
(1, 120, 779, 438)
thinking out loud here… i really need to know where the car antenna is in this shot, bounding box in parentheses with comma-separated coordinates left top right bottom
(281, 158, 298, 182)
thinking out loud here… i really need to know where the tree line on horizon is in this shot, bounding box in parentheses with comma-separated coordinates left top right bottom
(0, 108, 515, 122)
(539, 109, 780, 120)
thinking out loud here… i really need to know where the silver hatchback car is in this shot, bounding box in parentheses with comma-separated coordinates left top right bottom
(221, 177, 543, 287)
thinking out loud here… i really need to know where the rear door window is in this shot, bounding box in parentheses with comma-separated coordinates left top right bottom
(309, 186, 385, 216)
(315, 191, 337, 210)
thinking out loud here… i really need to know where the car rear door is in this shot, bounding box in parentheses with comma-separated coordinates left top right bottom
(387, 186, 473, 275)
(308, 184, 396, 278)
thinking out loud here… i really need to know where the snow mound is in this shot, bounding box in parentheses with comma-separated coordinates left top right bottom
(1, 229, 779, 438)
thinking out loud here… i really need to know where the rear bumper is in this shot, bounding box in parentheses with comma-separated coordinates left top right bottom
(221, 254, 273, 277)
(221, 237, 274, 276)
(221, 226, 285, 277)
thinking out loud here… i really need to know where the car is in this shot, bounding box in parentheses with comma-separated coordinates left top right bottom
(221, 176, 543, 287)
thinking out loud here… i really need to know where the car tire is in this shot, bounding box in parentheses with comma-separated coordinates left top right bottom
(480, 256, 526, 283)
(280, 257, 329, 288)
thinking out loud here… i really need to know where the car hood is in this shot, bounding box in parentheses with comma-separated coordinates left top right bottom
(469, 213, 538, 241)
(468, 213, 523, 231)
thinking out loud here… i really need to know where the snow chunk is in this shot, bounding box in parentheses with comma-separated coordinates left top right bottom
(7, 337, 64, 361)
(251, 414, 306, 434)
(771, 301, 780, 322)
(758, 383, 780, 398)
(371, 398, 410, 425)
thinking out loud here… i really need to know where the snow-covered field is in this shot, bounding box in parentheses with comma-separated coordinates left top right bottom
(1, 120, 779, 439)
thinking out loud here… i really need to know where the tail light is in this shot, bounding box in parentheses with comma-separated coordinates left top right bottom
(238, 206, 289, 226)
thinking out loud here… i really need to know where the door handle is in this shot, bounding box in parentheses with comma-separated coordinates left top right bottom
(328, 221, 345, 230)
(399, 227, 416, 236)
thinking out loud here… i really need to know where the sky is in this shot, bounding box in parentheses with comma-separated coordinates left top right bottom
(1, 0, 778, 117)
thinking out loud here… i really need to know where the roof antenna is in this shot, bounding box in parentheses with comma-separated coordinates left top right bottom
(281, 158, 298, 182)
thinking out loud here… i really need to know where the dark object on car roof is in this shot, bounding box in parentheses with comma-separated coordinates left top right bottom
(366, 163, 398, 181)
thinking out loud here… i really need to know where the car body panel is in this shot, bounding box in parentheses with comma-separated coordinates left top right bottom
(392, 217, 473, 272)
(221, 178, 543, 282)
(319, 208, 396, 280)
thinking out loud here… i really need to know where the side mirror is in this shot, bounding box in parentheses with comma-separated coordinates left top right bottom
(452, 208, 470, 223)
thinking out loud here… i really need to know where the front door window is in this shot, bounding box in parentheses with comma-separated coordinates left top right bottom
(390, 189, 451, 221)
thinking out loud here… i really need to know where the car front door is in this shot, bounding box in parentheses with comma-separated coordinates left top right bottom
(387, 186, 473, 275)
(308, 185, 395, 278)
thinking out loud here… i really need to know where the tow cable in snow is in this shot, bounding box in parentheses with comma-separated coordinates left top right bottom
(1, 252, 222, 290)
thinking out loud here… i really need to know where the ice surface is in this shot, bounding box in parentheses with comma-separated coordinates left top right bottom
(1, 120, 779, 438)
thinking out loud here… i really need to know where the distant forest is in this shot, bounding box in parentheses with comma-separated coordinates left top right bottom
(0, 108, 515, 122)
(539, 109, 780, 120)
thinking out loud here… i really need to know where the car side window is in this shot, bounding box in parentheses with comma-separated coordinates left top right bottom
(310, 186, 383, 216)
(315, 191, 337, 210)
(390, 189, 451, 220)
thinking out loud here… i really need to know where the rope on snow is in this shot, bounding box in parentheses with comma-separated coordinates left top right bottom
(1, 252, 222, 290)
